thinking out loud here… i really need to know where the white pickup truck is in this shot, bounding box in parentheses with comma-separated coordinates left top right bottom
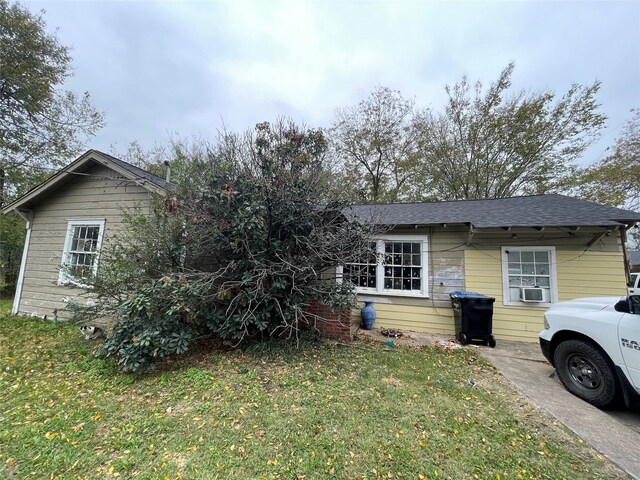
(539, 295, 640, 409)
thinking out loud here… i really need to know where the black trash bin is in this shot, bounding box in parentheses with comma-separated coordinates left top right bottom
(450, 290, 496, 348)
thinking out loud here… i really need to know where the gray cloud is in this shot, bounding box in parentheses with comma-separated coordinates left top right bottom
(26, 0, 640, 164)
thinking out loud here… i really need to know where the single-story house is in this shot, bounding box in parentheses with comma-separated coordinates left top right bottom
(1, 150, 170, 319)
(3, 150, 640, 343)
(345, 196, 640, 341)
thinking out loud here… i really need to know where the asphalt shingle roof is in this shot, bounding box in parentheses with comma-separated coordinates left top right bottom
(92, 150, 173, 191)
(346, 194, 640, 228)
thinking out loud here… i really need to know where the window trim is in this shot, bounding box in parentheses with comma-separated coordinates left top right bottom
(501, 246, 558, 307)
(340, 235, 430, 298)
(58, 219, 106, 287)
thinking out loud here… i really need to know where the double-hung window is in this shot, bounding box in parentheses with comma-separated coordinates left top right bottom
(58, 219, 106, 287)
(501, 246, 557, 306)
(342, 235, 429, 297)
(342, 241, 378, 291)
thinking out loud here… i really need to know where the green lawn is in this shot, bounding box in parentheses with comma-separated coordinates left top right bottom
(0, 306, 626, 479)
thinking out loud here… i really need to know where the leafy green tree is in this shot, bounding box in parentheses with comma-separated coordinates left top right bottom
(0, 0, 103, 295)
(574, 109, 640, 248)
(82, 120, 377, 372)
(412, 63, 606, 200)
(575, 109, 639, 210)
(110, 137, 218, 189)
(330, 86, 418, 202)
(0, 0, 104, 203)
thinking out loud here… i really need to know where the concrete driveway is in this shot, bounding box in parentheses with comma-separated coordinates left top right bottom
(478, 340, 640, 479)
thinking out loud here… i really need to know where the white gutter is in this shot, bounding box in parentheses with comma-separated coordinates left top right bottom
(12, 212, 32, 315)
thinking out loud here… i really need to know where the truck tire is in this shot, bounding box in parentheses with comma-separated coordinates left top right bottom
(553, 339, 619, 408)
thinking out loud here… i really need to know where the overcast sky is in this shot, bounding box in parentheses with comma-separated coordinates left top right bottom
(26, 0, 640, 166)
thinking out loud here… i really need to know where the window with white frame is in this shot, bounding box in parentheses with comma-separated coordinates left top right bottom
(342, 236, 429, 297)
(59, 219, 105, 286)
(501, 246, 557, 305)
(342, 241, 378, 290)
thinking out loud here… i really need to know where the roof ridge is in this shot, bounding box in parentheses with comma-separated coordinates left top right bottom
(352, 193, 565, 207)
(89, 149, 169, 186)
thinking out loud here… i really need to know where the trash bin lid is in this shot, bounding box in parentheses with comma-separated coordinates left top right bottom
(449, 290, 491, 299)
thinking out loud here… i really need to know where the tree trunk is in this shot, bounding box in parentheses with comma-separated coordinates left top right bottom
(0, 168, 5, 288)
(0, 168, 4, 207)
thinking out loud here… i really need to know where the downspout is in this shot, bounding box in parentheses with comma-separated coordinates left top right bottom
(12, 210, 32, 315)
(620, 226, 630, 283)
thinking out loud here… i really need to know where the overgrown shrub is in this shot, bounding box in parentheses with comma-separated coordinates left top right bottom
(78, 120, 379, 372)
(96, 276, 220, 372)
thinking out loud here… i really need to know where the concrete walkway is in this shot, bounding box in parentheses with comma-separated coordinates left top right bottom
(357, 328, 640, 479)
(479, 339, 640, 480)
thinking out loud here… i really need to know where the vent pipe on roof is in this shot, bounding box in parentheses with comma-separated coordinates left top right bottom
(163, 160, 171, 183)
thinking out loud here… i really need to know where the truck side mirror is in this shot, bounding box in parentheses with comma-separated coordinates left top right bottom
(615, 299, 631, 313)
(629, 295, 640, 315)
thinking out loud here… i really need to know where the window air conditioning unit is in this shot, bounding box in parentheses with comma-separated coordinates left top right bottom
(520, 287, 544, 302)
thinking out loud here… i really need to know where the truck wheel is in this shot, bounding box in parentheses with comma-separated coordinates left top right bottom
(553, 340, 619, 408)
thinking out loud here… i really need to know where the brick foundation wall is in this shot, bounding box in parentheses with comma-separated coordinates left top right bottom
(304, 299, 353, 341)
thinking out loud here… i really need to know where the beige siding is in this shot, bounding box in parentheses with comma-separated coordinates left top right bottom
(353, 228, 627, 343)
(17, 164, 154, 319)
(465, 232, 626, 342)
(352, 301, 456, 336)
